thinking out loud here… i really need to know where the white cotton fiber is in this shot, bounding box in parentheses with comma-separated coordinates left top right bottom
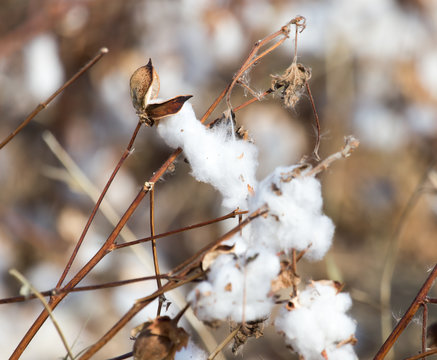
(275, 281, 357, 360)
(157, 103, 258, 209)
(248, 165, 335, 260)
(175, 340, 208, 360)
(187, 245, 280, 322)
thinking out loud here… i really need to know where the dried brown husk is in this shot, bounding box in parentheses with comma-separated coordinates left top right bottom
(132, 316, 189, 360)
(271, 62, 312, 108)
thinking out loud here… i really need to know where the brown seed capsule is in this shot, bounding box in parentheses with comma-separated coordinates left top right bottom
(130, 58, 160, 112)
(132, 316, 189, 360)
(129, 59, 193, 126)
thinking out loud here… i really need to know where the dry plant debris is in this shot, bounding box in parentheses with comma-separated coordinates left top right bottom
(132, 316, 189, 360)
(130, 59, 192, 126)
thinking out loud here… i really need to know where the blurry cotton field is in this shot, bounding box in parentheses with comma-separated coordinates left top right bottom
(0, 1, 436, 359)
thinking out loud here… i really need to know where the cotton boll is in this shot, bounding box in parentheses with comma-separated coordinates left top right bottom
(326, 344, 358, 360)
(157, 102, 258, 209)
(188, 247, 280, 322)
(275, 306, 326, 358)
(249, 166, 335, 260)
(275, 281, 357, 360)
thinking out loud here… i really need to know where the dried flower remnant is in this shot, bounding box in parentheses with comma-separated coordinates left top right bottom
(132, 316, 189, 360)
(232, 320, 265, 354)
(271, 61, 312, 108)
(130, 59, 192, 126)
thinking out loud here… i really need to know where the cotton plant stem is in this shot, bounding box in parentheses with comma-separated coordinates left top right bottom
(78, 207, 267, 359)
(207, 325, 241, 360)
(421, 303, 427, 355)
(12, 19, 299, 357)
(379, 162, 435, 354)
(374, 264, 437, 360)
(147, 183, 164, 316)
(46, 121, 142, 288)
(0, 47, 108, 149)
(404, 348, 437, 360)
(10, 148, 181, 359)
(9, 269, 74, 360)
(305, 81, 321, 160)
(12, 143, 219, 359)
(113, 209, 244, 250)
(306, 136, 360, 177)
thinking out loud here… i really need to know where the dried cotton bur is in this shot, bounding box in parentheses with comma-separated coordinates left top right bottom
(271, 16, 311, 109)
(132, 306, 189, 360)
(271, 61, 312, 109)
(130, 59, 192, 126)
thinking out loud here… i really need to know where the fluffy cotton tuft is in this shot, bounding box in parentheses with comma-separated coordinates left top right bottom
(175, 340, 208, 360)
(187, 244, 280, 322)
(275, 281, 357, 360)
(248, 165, 335, 260)
(157, 103, 258, 209)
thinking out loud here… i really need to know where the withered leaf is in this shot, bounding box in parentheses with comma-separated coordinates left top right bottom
(232, 320, 265, 354)
(201, 244, 235, 271)
(146, 95, 193, 120)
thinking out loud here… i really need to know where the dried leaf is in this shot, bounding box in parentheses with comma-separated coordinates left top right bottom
(271, 260, 299, 293)
(202, 244, 235, 271)
(146, 95, 193, 120)
(232, 320, 265, 354)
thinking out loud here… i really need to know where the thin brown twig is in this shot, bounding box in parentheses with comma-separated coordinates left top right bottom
(422, 303, 427, 356)
(112, 209, 245, 250)
(0, 47, 108, 149)
(169, 206, 268, 277)
(305, 81, 321, 160)
(291, 249, 298, 297)
(380, 160, 437, 351)
(208, 325, 242, 360)
(306, 136, 360, 177)
(233, 88, 277, 113)
(403, 348, 437, 360)
(225, 32, 289, 110)
(56, 121, 142, 288)
(0, 274, 176, 305)
(374, 264, 437, 359)
(147, 182, 164, 315)
(78, 207, 267, 359)
(10, 148, 181, 359)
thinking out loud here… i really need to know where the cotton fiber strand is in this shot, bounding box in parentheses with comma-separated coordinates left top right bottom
(275, 281, 357, 360)
(249, 165, 334, 260)
(187, 245, 280, 322)
(175, 340, 207, 360)
(157, 103, 258, 209)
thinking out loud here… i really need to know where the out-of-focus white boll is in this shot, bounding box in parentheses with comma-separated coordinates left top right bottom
(175, 340, 208, 360)
(275, 281, 357, 360)
(187, 246, 279, 322)
(157, 102, 258, 209)
(249, 165, 335, 260)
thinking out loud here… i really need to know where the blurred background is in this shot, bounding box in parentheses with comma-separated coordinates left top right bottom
(0, 0, 436, 359)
